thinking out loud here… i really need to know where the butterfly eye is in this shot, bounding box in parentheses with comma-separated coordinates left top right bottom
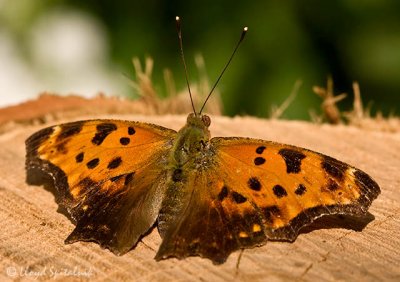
(201, 115, 211, 127)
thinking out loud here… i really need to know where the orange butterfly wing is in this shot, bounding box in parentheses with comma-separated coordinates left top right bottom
(26, 119, 176, 254)
(156, 137, 380, 264)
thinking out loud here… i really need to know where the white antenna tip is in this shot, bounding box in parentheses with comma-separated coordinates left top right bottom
(244, 27, 248, 31)
(176, 16, 180, 21)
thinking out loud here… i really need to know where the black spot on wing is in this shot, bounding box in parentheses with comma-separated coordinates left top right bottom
(87, 158, 99, 169)
(327, 180, 339, 191)
(108, 157, 122, 169)
(110, 174, 124, 182)
(56, 140, 68, 154)
(218, 185, 229, 201)
(110, 171, 135, 184)
(295, 184, 306, 195)
(57, 121, 84, 141)
(124, 172, 135, 185)
(256, 146, 266, 154)
(232, 191, 247, 204)
(273, 185, 288, 198)
(254, 157, 266, 166)
(120, 137, 130, 145)
(75, 152, 84, 163)
(321, 155, 348, 181)
(92, 123, 117, 145)
(278, 148, 306, 174)
(248, 177, 261, 191)
(128, 126, 136, 135)
(321, 179, 340, 193)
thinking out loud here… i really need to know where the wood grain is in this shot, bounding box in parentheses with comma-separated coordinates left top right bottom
(0, 100, 399, 281)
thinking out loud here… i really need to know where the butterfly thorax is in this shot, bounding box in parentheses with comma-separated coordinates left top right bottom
(171, 113, 211, 167)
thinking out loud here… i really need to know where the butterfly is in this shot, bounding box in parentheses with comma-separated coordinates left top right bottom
(25, 17, 380, 265)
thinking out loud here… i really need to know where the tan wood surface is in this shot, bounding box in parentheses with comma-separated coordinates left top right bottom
(0, 98, 399, 282)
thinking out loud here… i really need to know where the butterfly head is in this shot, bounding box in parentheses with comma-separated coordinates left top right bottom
(187, 113, 211, 128)
(183, 113, 211, 145)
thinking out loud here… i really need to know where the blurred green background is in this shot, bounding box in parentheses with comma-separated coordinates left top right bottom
(1, 0, 399, 119)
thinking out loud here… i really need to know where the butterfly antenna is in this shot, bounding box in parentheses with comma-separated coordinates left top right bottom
(175, 16, 197, 116)
(199, 26, 248, 114)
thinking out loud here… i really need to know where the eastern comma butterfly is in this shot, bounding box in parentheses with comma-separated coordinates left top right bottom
(25, 17, 380, 264)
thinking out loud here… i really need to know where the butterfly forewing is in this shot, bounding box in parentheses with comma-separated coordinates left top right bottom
(26, 119, 177, 254)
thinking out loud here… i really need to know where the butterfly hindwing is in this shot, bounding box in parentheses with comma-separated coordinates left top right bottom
(155, 136, 380, 264)
(156, 168, 268, 264)
(26, 119, 177, 254)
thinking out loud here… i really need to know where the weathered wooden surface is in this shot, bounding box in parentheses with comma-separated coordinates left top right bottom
(0, 103, 399, 281)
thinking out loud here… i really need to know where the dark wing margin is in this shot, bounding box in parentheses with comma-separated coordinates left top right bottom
(26, 123, 74, 205)
(64, 168, 168, 255)
(266, 167, 381, 242)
